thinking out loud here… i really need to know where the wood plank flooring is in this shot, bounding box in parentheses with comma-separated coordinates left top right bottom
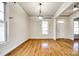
(6, 39, 79, 56)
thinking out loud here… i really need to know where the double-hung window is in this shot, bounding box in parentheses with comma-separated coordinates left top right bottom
(0, 2, 6, 43)
(42, 21, 48, 35)
(74, 21, 79, 34)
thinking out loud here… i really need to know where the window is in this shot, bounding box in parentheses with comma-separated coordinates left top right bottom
(0, 2, 6, 43)
(42, 21, 48, 35)
(74, 21, 79, 34)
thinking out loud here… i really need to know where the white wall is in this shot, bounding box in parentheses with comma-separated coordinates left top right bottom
(29, 16, 73, 40)
(29, 17, 54, 39)
(0, 3, 29, 55)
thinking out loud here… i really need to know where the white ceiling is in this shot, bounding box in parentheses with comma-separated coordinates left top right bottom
(19, 2, 63, 16)
(60, 2, 79, 16)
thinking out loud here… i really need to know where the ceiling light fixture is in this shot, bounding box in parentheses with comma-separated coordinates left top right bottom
(73, 5, 78, 11)
(38, 3, 43, 19)
(57, 21, 64, 23)
(39, 16, 42, 19)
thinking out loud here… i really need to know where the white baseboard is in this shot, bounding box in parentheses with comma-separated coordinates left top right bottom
(28, 37, 54, 40)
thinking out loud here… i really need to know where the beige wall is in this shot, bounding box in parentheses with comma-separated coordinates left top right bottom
(0, 3, 29, 55)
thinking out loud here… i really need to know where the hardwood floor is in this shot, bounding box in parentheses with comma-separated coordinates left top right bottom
(6, 39, 79, 56)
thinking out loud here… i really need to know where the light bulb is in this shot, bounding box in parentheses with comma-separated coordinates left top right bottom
(57, 21, 64, 23)
(73, 7, 78, 11)
(38, 16, 42, 19)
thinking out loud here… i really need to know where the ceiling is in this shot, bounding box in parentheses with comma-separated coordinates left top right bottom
(18, 2, 63, 16)
(60, 2, 79, 16)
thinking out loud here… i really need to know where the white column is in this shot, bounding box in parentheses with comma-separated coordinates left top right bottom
(53, 18, 56, 40)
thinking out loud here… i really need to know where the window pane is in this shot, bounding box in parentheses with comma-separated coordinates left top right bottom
(0, 2, 4, 21)
(42, 21, 48, 28)
(42, 21, 48, 35)
(42, 27, 48, 30)
(42, 31, 48, 35)
(74, 29, 78, 32)
(0, 2, 4, 12)
(0, 23, 5, 42)
(74, 21, 78, 28)
(74, 21, 79, 34)
(0, 12, 4, 21)
(74, 28, 79, 34)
